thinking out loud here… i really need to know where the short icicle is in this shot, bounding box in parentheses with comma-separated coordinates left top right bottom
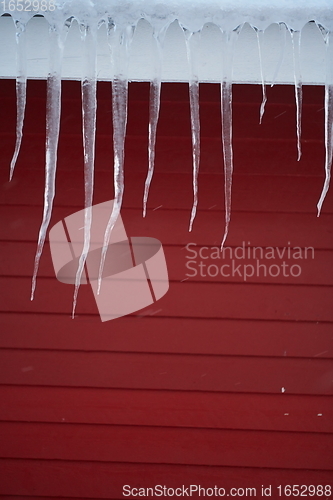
(31, 23, 69, 300)
(72, 24, 97, 318)
(317, 29, 333, 215)
(143, 30, 163, 218)
(290, 29, 303, 161)
(220, 28, 240, 249)
(9, 20, 27, 181)
(255, 28, 267, 124)
(98, 23, 133, 294)
(184, 29, 201, 232)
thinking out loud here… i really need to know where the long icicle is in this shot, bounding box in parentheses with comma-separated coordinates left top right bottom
(271, 22, 287, 88)
(317, 29, 333, 215)
(255, 28, 267, 124)
(220, 28, 239, 249)
(72, 24, 97, 318)
(184, 29, 201, 232)
(31, 24, 69, 300)
(143, 31, 163, 218)
(98, 24, 132, 294)
(290, 29, 303, 161)
(9, 20, 27, 181)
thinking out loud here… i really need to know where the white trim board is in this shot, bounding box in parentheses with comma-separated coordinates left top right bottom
(0, 15, 327, 84)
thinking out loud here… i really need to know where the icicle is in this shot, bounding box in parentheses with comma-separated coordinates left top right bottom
(290, 29, 302, 161)
(255, 28, 267, 124)
(143, 77, 161, 217)
(98, 23, 133, 293)
(220, 28, 240, 249)
(31, 22, 70, 300)
(183, 29, 201, 232)
(271, 22, 287, 88)
(72, 24, 97, 318)
(317, 29, 333, 216)
(143, 30, 163, 218)
(9, 20, 27, 181)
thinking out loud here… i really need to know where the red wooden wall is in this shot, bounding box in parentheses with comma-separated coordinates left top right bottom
(0, 79, 332, 498)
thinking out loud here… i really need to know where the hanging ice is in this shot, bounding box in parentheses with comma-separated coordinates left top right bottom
(220, 28, 239, 248)
(1, 0, 332, 314)
(98, 23, 133, 293)
(9, 20, 27, 181)
(255, 28, 267, 124)
(31, 24, 69, 300)
(183, 29, 201, 232)
(72, 23, 97, 318)
(143, 30, 163, 218)
(290, 28, 302, 160)
(317, 29, 333, 215)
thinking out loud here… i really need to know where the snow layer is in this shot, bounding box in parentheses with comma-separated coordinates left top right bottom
(3, 0, 333, 32)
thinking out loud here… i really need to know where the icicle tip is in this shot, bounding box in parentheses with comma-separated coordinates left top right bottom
(220, 233, 228, 251)
(317, 203, 323, 217)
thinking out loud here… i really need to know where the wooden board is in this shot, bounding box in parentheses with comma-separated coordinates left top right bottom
(1, 459, 332, 499)
(0, 386, 332, 433)
(0, 79, 332, 498)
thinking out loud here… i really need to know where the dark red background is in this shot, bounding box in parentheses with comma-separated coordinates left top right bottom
(0, 79, 332, 498)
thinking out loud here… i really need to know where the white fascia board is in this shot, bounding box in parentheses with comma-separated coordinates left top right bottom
(0, 15, 327, 84)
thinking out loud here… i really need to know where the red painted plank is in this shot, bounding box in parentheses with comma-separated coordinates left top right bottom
(1, 206, 332, 249)
(0, 79, 325, 105)
(0, 349, 332, 395)
(0, 81, 327, 195)
(159, 82, 325, 106)
(0, 79, 332, 496)
(1, 313, 332, 359)
(0, 421, 332, 470)
(1, 275, 332, 322)
(0, 85, 324, 135)
(122, 209, 333, 249)
(2, 171, 333, 214)
(1, 458, 332, 499)
(0, 85, 325, 141)
(0, 497, 110, 500)
(0, 386, 332, 433)
(0, 131, 327, 179)
(171, 247, 332, 286)
(1, 241, 332, 287)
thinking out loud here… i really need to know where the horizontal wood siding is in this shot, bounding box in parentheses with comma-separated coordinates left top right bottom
(0, 80, 332, 498)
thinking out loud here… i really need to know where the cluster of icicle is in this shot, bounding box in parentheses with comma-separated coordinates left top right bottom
(4, 0, 333, 317)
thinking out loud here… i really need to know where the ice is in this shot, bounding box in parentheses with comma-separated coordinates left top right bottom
(98, 24, 133, 293)
(9, 21, 27, 181)
(31, 24, 69, 300)
(72, 24, 97, 318)
(290, 29, 302, 160)
(220, 28, 240, 248)
(143, 31, 163, 218)
(143, 77, 161, 218)
(317, 29, 333, 215)
(271, 23, 287, 87)
(183, 29, 201, 232)
(2, 1, 332, 310)
(255, 28, 267, 124)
